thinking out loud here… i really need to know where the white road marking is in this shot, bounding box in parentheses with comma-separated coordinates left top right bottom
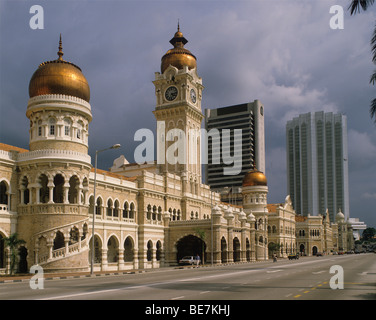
(312, 270, 326, 274)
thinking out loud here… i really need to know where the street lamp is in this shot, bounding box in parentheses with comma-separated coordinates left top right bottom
(264, 206, 267, 260)
(91, 144, 121, 275)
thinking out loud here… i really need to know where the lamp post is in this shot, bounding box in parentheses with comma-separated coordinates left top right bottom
(90, 144, 121, 275)
(264, 206, 267, 260)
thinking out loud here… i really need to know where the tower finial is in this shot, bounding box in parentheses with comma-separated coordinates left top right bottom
(177, 19, 180, 32)
(57, 34, 64, 61)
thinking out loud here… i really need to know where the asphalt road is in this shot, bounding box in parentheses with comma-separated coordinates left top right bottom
(1, 253, 375, 302)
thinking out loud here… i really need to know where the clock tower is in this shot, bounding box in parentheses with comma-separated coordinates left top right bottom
(153, 25, 204, 194)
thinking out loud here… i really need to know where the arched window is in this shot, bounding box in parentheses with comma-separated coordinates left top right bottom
(53, 174, 64, 203)
(114, 200, 120, 217)
(0, 181, 8, 206)
(107, 199, 113, 217)
(147, 240, 153, 262)
(68, 175, 79, 204)
(123, 202, 129, 218)
(96, 197, 102, 215)
(49, 118, 56, 136)
(38, 120, 43, 136)
(130, 202, 135, 219)
(38, 174, 49, 204)
(64, 118, 71, 136)
(20, 176, 29, 204)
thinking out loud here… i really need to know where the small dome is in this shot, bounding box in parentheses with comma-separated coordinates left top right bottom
(247, 212, 256, 222)
(29, 36, 90, 102)
(336, 210, 345, 221)
(242, 167, 267, 187)
(161, 24, 197, 74)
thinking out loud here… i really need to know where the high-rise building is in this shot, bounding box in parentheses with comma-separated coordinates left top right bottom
(286, 111, 350, 222)
(204, 101, 265, 200)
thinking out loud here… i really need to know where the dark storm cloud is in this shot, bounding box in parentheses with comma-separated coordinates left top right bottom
(0, 0, 375, 227)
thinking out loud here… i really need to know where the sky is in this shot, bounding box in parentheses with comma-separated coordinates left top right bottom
(0, 0, 375, 229)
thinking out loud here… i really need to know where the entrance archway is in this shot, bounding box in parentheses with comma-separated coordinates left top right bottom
(299, 244, 305, 255)
(312, 246, 318, 256)
(221, 237, 227, 263)
(176, 235, 206, 263)
(233, 237, 241, 262)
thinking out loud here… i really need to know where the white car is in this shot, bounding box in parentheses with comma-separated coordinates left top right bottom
(178, 256, 200, 265)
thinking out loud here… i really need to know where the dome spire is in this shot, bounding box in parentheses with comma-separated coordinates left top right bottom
(160, 24, 197, 74)
(57, 34, 64, 61)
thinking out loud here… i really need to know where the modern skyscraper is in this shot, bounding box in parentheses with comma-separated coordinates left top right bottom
(204, 101, 265, 197)
(286, 111, 350, 222)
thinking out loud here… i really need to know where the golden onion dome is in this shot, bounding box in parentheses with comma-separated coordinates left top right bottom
(161, 24, 197, 74)
(242, 166, 267, 187)
(29, 35, 90, 103)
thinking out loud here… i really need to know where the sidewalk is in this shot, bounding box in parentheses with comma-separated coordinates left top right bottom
(0, 269, 149, 283)
(0, 259, 275, 283)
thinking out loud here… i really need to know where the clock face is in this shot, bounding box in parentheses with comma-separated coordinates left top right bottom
(190, 89, 196, 103)
(165, 86, 178, 101)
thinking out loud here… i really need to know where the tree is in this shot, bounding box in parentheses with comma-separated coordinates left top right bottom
(4, 233, 26, 275)
(268, 242, 281, 256)
(348, 0, 376, 122)
(362, 227, 376, 241)
(195, 228, 206, 265)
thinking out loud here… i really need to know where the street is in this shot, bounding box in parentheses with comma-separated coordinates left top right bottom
(0, 253, 375, 301)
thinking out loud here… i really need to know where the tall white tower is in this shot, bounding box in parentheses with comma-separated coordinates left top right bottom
(286, 111, 350, 222)
(18, 36, 92, 272)
(153, 25, 204, 194)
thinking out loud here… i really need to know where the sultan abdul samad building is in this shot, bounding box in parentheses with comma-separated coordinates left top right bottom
(0, 28, 354, 274)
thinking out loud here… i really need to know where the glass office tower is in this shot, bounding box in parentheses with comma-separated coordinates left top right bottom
(286, 111, 349, 222)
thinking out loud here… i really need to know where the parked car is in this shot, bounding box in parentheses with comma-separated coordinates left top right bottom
(288, 254, 299, 260)
(178, 256, 200, 265)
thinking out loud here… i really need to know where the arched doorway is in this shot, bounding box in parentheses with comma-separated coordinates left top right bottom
(147, 240, 153, 262)
(123, 236, 134, 262)
(89, 235, 102, 263)
(312, 246, 318, 256)
(246, 238, 250, 261)
(53, 231, 65, 250)
(233, 237, 241, 262)
(107, 236, 119, 263)
(221, 237, 227, 263)
(299, 244, 305, 255)
(176, 235, 206, 263)
(0, 234, 5, 268)
(18, 246, 28, 273)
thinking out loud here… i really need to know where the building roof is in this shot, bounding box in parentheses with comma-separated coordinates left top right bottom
(91, 167, 138, 182)
(295, 215, 307, 222)
(0, 143, 28, 153)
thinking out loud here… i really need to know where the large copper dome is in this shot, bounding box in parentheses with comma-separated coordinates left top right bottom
(29, 36, 90, 103)
(242, 167, 267, 187)
(161, 25, 197, 74)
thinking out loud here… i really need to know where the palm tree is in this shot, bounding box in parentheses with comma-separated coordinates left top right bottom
(195, 228, 206, 265)
(4, 233, 26, 275)
(348, 0, 376, 122)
